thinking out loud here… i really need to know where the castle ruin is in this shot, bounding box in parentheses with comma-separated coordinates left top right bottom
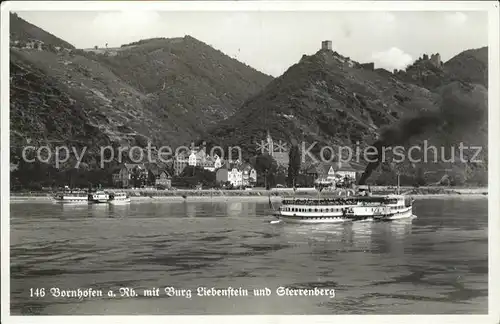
(430, 53, 442, 68)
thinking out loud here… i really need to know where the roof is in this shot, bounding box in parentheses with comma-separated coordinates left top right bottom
(240, 163, 254, 171)
(318, 163, 334, 175)
(112, 163, 146, 174)
(124, 163, 145, 171)
(157, 169, 172, 177)
(195, 150, 207, 160)
(175, 151, 188, 160)
(304, 164, 319, 174)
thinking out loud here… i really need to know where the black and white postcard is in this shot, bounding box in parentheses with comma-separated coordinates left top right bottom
(1, 1, 499, 324)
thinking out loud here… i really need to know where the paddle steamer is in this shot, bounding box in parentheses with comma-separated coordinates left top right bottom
(51, 190, 89, 203)
(272, 188, 415, 224)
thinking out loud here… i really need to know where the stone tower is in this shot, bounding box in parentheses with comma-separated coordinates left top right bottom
(430, 53, 442, 68)
(321, 40, 332, 50)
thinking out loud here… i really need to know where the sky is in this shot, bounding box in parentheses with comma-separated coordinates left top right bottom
(15, 10, 488, 77)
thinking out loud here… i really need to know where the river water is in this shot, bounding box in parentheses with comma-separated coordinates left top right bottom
(9, 196, 488, 315)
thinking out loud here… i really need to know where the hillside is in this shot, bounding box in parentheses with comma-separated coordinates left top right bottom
(10, 15, 272, 175)
(97, 36, 272, 129)
(207, 46, 488, 186)
(394, 47, 488, 90)
(208, 48, 440, 155)
(444, 47, 488, 87)
(10, 13, 75, 49)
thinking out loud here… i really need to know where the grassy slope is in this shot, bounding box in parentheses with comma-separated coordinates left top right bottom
(10, 15, 273, 169)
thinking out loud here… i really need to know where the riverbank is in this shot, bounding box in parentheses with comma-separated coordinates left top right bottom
(10, 187, 487, 202)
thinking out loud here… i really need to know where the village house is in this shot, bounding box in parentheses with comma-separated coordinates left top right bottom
(150, 169, 172, 188)
(240, 163, 257, 187)
(112, 163, 172, 188)
(213, 155, 223, 169)
(188, 150, 198, 166)
(315, 162, 359, 186)
(144, 162, 172, 188)
(112, 163, 149, 188)
(199, 154, 221, 172)
(334, 161, 358, 180)
(186, 149, 224, 172)
(228, 168, 243, 187)
(215, 162, 257, 188)
(173, 152, 189, 176)
(318, 164, 337, 183)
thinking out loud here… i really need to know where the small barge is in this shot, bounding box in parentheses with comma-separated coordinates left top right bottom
(108, 192, 131, 204)
(88, 190, 110, 204)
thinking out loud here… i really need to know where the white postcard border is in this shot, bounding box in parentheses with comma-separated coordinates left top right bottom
(1, 1, 499, 324)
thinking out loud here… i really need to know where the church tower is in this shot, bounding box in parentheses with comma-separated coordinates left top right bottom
(266, 130, 274, 156)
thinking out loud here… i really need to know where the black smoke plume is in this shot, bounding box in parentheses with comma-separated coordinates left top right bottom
(357, 112, 442, 185)
(357, 81, 487, 186)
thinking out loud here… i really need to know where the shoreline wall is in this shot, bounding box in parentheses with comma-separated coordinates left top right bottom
(10, 187, 488, 201)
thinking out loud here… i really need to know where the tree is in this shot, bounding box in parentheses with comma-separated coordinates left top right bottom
(148, 170, 157, 186)
(287, 142, 301, 188)
(180, 166, 216, 187)
(414, 167, 426, 186)
(131, 167, 147, 188)
(251, 154, 278, 189)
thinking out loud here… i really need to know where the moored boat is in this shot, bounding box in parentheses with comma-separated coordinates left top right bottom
(272, 193, 415, 224)
(88, 190, 110, 203)
(108, 192, 131, 204)
(51, 190, 88, 204)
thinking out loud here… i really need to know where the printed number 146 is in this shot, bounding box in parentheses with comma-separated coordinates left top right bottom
(30, 288, 45, 297)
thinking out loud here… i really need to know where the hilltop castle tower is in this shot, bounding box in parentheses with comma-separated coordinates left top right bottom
(321, 40, 332, 50)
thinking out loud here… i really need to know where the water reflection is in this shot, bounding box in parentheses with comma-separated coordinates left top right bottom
(186, 203, 197, 218)
(351, 221, 374, 249)
(108, 204, 131, 218)
(279, 219, 416, 254)
(87, 203, 111, 218)
(370, 219, 415, 255)
(226, 202, 243, 217)
(59, 203, 89, 212)
(389, 219, 414, 238)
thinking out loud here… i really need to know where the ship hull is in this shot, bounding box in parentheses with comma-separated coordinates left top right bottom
(108, 198, 131, 205)
(52, 198, 88, 204)
(51, 193, 88, 204)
